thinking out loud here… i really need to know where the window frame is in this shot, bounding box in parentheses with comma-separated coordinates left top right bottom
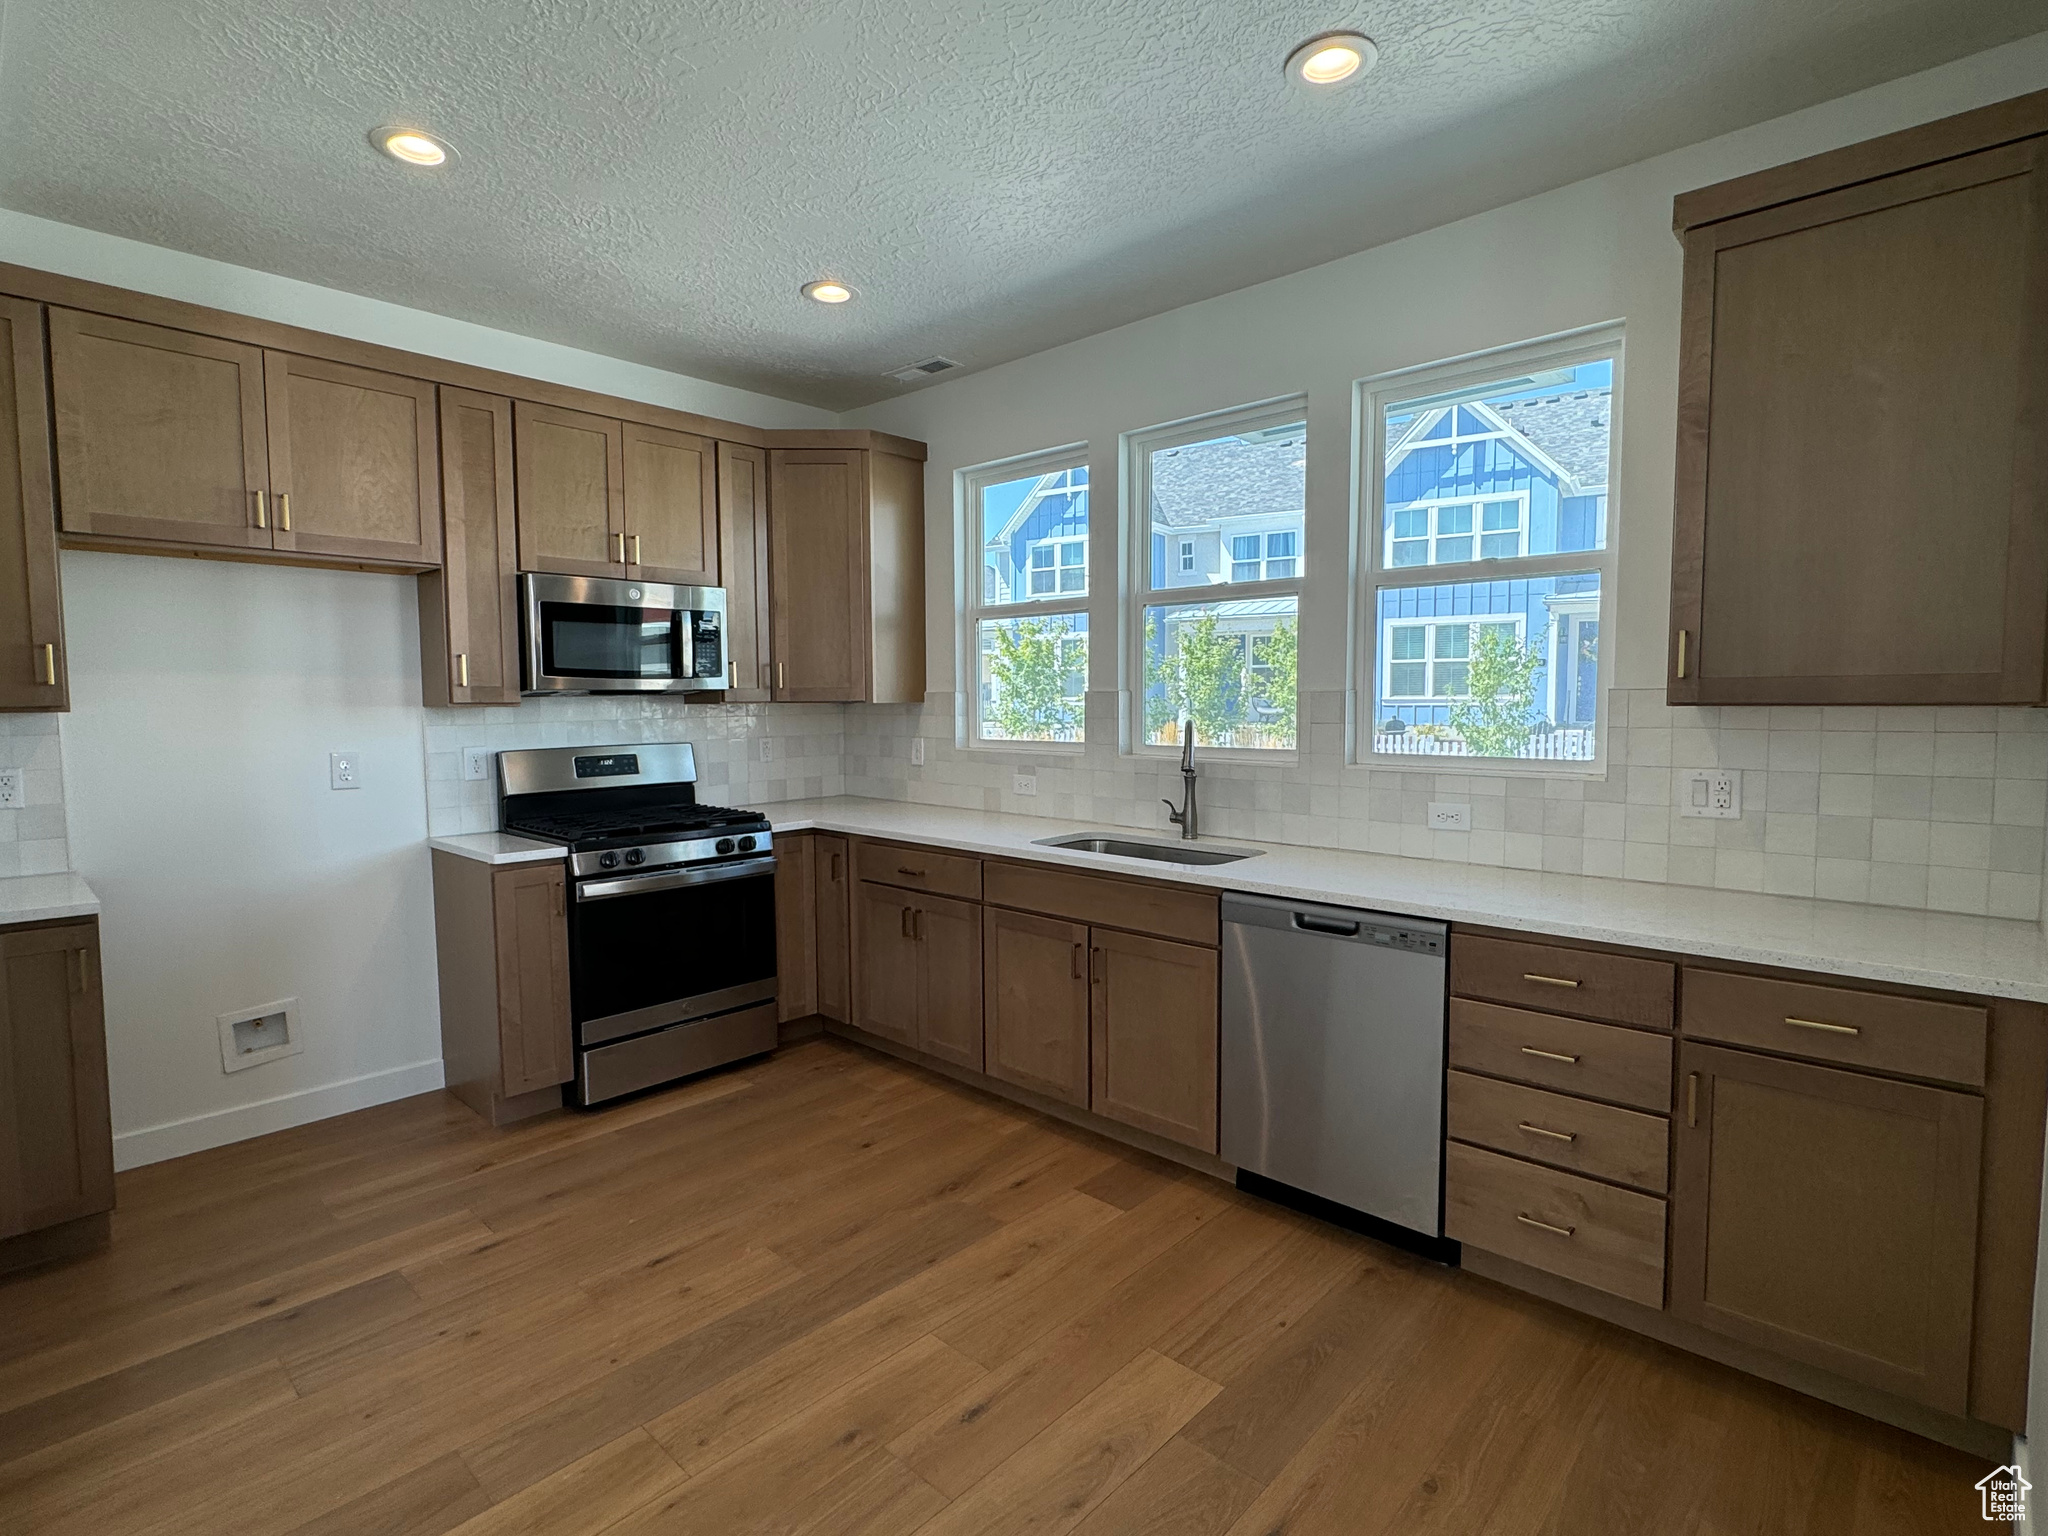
(1382, 615, 1528, 701)
(1385, 491, 1531, 569)
(959, 444, 1092, 751)
(1355, 326, 1622, 776)
(1126, 396, 1308, 759)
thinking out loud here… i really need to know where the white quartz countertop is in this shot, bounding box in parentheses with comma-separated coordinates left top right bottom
(0, 872, 102, 925)
(764, 797, 2048, 1004)
(429, 833, 565, 866)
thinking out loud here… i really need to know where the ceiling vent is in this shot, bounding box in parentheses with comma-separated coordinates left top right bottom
(885, 357, 961, 383)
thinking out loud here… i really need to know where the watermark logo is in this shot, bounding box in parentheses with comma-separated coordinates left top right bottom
(1977, 1464, 2029, 1522)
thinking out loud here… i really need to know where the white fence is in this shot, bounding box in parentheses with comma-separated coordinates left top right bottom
(1372, 728, 1596, 762)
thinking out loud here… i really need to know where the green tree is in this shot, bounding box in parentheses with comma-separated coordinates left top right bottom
(1448, 625, 1546, 757)
(986, 617, 1083, 741)
(1146, 609, 1253, 746)
(1251, 619, 1298, 749)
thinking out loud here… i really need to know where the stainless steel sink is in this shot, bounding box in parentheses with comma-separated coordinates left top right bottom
(1033, 833, 1262, 866)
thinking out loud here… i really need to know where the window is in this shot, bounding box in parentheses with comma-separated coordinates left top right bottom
(963, 449, 1090, 745)
(1360, 329, 1620, 767)
(1130, 400, 1306, 751)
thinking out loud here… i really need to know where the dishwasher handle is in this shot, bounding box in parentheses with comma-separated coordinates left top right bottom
(1292, 912, 1361, 937)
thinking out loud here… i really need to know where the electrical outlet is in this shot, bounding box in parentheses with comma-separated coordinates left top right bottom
(329, 752, 360, 790)
(1012, 769, 1038, 797)
(1427, 801, 1472, 831)
(758, 737, 774, 763)
(910, 738, 926, 767)
(1678, 768, 1741, 819)
(461, 748, 491, 782)
(0, 769, 21, 809)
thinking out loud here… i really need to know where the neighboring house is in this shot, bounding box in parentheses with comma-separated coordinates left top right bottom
(1376, 388, 1609, 744)
(981, 467, 1090, 605)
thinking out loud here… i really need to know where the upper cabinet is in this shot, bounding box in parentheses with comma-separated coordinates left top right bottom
(420, 388, 520, 707)
(50, 310, 440, 568)
(0, 300, 65, 711)
(768, 448, 925, 703)
(513, 403, 717, 585)
(718, 442, 772, 701)
(1669, 93, 2048, 705)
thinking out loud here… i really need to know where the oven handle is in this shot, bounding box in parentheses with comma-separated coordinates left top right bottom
(576, 854, 777, 902)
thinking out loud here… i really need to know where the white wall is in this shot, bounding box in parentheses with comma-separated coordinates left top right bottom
(60, 552, 442, 1167)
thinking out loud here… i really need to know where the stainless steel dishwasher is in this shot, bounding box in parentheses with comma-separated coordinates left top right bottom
(1220, 892, 1449, 1245)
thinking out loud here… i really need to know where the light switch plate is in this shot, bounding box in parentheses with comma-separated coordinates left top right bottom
(910, 739, 926, 767)
(1678, 768, 1741, 818)
(330, 752, 360, 790)
(1427, 801, 1471, 831)
(461, 748, 491, 782)
(1012, 770, 1038, 797)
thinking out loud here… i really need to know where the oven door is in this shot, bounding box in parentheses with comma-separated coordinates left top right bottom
(521, 573, 727, 694)
(568, 856, 778, 1044)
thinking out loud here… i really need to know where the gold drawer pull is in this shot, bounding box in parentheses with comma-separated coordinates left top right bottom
(1518, 1121, 1577, 1143)
(1520, 1046, 1579, 1064)
(897, 866, 926, 878)
(630, 534, 642, 565)
(1516, 1213, 1575, 1238)
(1676, 627, 1690, 680)
(1522, 973, 1580, 989)
(455, 652, 469, 688)
(1784, 1016, 1859, 1036)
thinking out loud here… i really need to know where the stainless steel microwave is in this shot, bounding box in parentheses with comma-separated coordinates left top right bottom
(519, 572, 729, 694)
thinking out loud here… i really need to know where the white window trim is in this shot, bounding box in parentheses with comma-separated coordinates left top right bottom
(1353, 324, 1623, 777)
(1384, 491, 1530, 569)
(1026, 534, 1088, 598)
(959, 444, 1091, 751)
(1125, 396, 1308, 758)
(1381, 614, 1527, 701)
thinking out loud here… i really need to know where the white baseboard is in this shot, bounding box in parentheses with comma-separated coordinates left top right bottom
(2016, 1435, 2032, 1535)
(112, 1058, 446, 1171)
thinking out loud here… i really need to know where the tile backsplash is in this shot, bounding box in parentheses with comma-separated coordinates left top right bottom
(0, 712, 70, 877)
(842, 690, 2048, 923)
(423, 696, 846, 836)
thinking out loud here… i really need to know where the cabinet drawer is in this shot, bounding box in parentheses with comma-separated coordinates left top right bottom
(1451, 934, 1673, 1029)
(855, 841, 982, 901)
(1447, 1071, 1669, 1194)
(983, 861, 1218, 946)
(1446, 1141, 1667, 1309)
(1680, 968, 1986, 1088)
(1449, 999, 1672, 1112)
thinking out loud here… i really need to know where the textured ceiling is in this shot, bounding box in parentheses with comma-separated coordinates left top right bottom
(1, 1, 2039, 410)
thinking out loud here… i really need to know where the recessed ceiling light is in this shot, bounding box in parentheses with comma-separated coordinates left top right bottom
(371, 126, 454, 167)
(1285, 31, 1377, 89)
(802, 280, 855, 304)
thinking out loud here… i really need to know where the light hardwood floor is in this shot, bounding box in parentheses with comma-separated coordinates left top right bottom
(0, 1036, 2005, 1534)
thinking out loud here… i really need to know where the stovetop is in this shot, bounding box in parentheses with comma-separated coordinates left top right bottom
(502, 800, 771, 852)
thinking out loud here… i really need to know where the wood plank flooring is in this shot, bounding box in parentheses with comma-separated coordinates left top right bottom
(0, 1037, 2007, 1534)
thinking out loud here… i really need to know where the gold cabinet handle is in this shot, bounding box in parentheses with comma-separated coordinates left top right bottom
(1784, 1016, 1860, 1036)
(1516, 1213, 1575, 1238)
(254, 489, 268, 529)
(1072, 942, 1084, 980)
(1517, 1121, 1577, 1143)
(615, 533, 626, 563)
(830, 851, 842, 881)
(1522, 973, 1580, 989)
(1676, 628, 1690, 679)
(73, 948, 90, 993)
(776, 661, 785, 691)
(456, 652, 469, 689)
(1686, 1071, 1699, 1128)
(278, 492, 291, 531)
(900, 906, 912, 940)
(897, 866, 925, 878)
(1520, 1046, 1579, 1064)
(630, 534, 641, 565)
(38, 643, 56, 686)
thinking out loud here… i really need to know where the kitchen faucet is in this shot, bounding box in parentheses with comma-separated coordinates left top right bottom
(1162, 720, 1198, 840)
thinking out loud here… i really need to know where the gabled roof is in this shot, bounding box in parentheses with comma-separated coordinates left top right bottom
(1488, 389, 1612, 488)
(1149, 435, 1305, 531)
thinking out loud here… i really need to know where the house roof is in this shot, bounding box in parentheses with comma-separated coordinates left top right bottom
(1489, 389, 1611, 488)
(1149, 435, 1305, 531)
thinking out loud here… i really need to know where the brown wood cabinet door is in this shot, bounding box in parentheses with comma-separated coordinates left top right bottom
(718, 442, 772, 700)
(0, 301, 65, 710)
(0, 922, 112, 1239)
(1670, 1042, 1982, 1413)
(421, 388, 519, 706)
(915, 893, 983, 1071)
(768, 449, 866, 701)
(623, 423, 717, 585)
(774, 833, 818, 1022)
(514, 401, 626, 577)
(492, 864, 573, 1098)
(1670, 138, 2048, 704)
(852, 879, 919, 1046)
(49, 308, 270, 550)
(264, 352, 440, 565)
(1090, 929, 1218, 1153)
(813, 833, 851, 1024)
(983, 906, 1088, 1106)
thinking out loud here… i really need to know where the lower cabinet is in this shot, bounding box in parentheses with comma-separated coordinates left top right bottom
(1089, 928, 1219, 1154)
(853, 878, 982, 1067)
(983, 906, 1090, 1107)
(773, 832, 817, 1023)
(813, 834, 851, 1023)
(1670, 1040, 1984, 1414)
(0, 920, 113, 1255)
(432, 852, 574, 1125)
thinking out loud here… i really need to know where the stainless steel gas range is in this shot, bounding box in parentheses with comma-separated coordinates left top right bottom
(497, 742, 777, 1106)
